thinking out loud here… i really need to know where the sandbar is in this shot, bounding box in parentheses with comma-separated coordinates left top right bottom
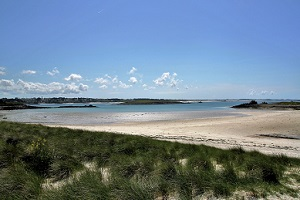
(46, 110, 300, 158)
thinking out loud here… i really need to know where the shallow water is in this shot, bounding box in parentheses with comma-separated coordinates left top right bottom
(0, 100, 278, 125)
(4, 110, 247, 125)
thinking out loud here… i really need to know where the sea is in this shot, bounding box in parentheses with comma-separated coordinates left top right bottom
(0, 100, 285, 125)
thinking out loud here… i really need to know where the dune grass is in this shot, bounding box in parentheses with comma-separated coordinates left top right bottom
(0, 121, 300, 199)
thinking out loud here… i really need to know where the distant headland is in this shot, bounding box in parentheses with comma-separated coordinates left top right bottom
(231, 100, 300, 110)
(0, 97, 202, 110)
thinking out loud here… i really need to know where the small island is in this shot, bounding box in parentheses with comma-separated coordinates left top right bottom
(0, 102, 46, 110)
(232, 100, 300, 110)
(58, 105, 96, 108)
(0, 100, 96, 110)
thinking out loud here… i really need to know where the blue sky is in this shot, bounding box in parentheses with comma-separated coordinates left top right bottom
(1, 0, 299, 99)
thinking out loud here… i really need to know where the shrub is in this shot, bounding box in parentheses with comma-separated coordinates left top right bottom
(22, 137, 53, 177)
(245, 158, 281, 184)
(221, 164, 238, 185)
(249, 100, 258, 105)
(0, 164, 41, 200)
(2, 138, 22, 167)
(213, 183, 231, 197)
(110, 178, 155, 200)
(187, 154, 213, 172)
(41, 171, 110, 200)
(159, 161, 177, 181)
(50, 157, 83, 181)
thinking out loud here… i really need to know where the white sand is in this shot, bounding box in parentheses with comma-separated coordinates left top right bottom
(48, 110, 300, 158)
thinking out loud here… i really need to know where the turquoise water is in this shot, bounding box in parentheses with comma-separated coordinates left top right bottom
(32, 100, 247, 113)
(31, 99, 284, 113)
(2, 100, 281, 125)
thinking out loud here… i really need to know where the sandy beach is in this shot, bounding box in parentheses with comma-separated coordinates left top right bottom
(48, 110, 300, 158)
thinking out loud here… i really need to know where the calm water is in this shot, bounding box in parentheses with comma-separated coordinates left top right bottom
(1, 100, 281, 125)
(33, 100, 242, 112)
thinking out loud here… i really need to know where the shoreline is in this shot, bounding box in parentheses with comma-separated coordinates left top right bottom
(47, 110, 300, 158)
(0, 109, 245, 125)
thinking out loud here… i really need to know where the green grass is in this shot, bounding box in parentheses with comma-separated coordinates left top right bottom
(0, 121, 300, 199)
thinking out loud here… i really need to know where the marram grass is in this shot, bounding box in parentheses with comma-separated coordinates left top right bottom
(0, 121, 300, 199)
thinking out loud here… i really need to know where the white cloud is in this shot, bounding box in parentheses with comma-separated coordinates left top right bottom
(143, 84, 155, 90)
(47, 67, 60, 76)
(64, 74, 82, 81)
(119, 81, 132, 89)
(169, 80, 178, 88)
(0, 79, 14, 90)
(128, 77, 138, 84)
(22, 70, 36, 75)
(94, 69, 143, 90)
(248, 89, 275, 96)
(79, 83, 89, 91)
(94, 75, 118, 85)
(0, 67, 5, 75)
(112, 76, 118, 83)
(95, 77, 109, 85)
(261, 90, 268, 95)
(95, 75, 135, 90)
(61, 83, 82, 94)
(153, 72, 181, 88)
(0, 79, 88, 94)
(104, 74, 111, 79)
(99, 85, 108, 89)
(153, 72, 170, 86)
(129, 67, 137, 74)
(248, 89, 256, 96)
(169, 73, 182, 88)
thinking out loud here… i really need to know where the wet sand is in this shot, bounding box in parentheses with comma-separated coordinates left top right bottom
(48, 110, 300, 158)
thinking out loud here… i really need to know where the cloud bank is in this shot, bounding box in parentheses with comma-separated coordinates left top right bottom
(0, 79, 88, 95)
(0, 67, 185, 97)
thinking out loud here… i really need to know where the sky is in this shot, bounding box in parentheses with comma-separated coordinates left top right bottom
(0, 0, 299, 99)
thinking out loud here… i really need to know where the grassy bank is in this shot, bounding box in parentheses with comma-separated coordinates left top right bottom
(0, 121, 300, 199)
(232, 100, 300, 110)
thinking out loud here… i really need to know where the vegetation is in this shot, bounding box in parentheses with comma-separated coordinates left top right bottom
(0, 101, 43, 110)
(0, 121, 300, 199)
(276, 101, 300, 105)
(232, 100, 300, 110)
